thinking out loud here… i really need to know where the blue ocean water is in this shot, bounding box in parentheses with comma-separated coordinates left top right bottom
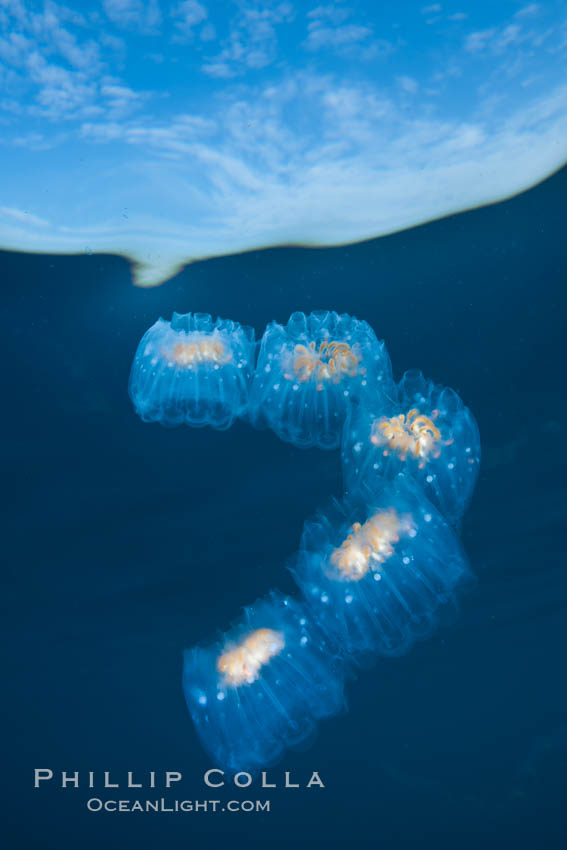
(3, 165, 566, 849)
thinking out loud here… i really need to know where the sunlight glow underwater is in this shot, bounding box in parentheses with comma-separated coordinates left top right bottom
(129, 310, 480, 770)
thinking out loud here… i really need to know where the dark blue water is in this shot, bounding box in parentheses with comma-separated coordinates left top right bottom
(3, 166, 566, 848)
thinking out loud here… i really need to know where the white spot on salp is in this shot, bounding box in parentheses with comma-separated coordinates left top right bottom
(465, 446, 471, 453)
(300, 635, 308, 646)
(402, 556, 410, 565)
(343, 390, 349, 397)
(424, 513, 432, 522)
(214, 364, 220, 370)
(361, 380, 367, 387)
(217, 692, 225, 701)
(299, 617, 306, 626)
(198, 694, 207, 706)
(373, 462, 379, 470)
(321, 593, 329, 604)
(448, 462, 455, 470)
(293, 384, 299, 391)
(273, 383, 280, 391)
(151, 357, 158, 366)
(373, 573, 382, 581)
(354, 441, 362, 453)
(265, 364, 271, 373)
(426, 474, 433, 483)
(345, 594, 353, 604)
(409, 528, 417, 538)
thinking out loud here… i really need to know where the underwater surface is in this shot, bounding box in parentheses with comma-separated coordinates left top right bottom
(3, 164, 567, 849)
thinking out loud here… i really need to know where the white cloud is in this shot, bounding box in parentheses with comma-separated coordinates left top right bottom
(25, 51, 97, 119)
(9, 131, 57, 150)
(0, 32, 31, 65)
(172, 0, 207, 40)
(448, 12, 467, 22)
(100, 83, 138, 99)
(202, 2, 294, 77)
(516, 4, 540, 18)
(0, 206, 49, 227)
(397, 75, 418, 95)
(99, 32, 127, 53)
(464, 29, 496, 52)
(496, 24, 520, 49)
(5, 69, 560, 287)
(0, 0, 151, 120)
(0, 0, 30, 26)
(80, 112, 217, 150)
(100, 81, 145, 116)
(307, 5, 350, 26)
(305, 23, 372, 51)
(431, 63, 462, 83)
(304, 4, 388, 58)
(0, 3, 100, 79)
(464, 15, 545, 58)
(27, 5, 101, 71)
(200, 22, 215, 41)
(422, 4, 442, 13)
(440, 122, 485, 152)
(80, 120, 124, 141)
(102, 0, 161, 33)
(0, 0, 566, 287)
(201, 60, 234, 78)
(0, 96, 24, 116)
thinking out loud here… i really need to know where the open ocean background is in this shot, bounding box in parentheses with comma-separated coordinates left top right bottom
(3, 164, 566, 849)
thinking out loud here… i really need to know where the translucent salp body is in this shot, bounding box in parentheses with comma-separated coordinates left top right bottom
(292, 475, 471, 661)
(183, 593, 345, 771)
(249, 310, 394, 450)
(129, 312, 255, 430)
(123, 311, 484, 767)
(342, 370, 480, 525)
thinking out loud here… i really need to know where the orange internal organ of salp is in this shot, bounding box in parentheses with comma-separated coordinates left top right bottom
(217, 628, 285, 686)
(292, 340, 361, 389)
(371, 409, 449, 467)
(169, 336, 231, 367)
(330, 509, 408, 581)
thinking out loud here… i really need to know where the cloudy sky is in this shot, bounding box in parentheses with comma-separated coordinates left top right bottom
(1, 0, 566, 285)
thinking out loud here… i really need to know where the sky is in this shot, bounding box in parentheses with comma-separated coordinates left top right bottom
(1, 0, 566, 285)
